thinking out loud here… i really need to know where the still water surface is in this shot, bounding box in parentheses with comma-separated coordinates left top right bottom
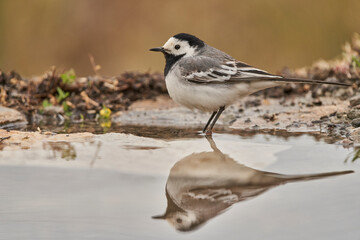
(0, 130, 359, 240)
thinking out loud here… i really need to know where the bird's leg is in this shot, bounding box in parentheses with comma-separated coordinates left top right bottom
(205, 135, 222, 153)
(205, 106, 225, 136)
(202, 111, 217, 133)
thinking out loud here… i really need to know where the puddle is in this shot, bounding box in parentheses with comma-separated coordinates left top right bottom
(0, 129, 359, 239)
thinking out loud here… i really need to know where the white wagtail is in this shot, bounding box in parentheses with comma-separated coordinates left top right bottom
(152, 136, 353, 232)
(150, 33, 350, 135)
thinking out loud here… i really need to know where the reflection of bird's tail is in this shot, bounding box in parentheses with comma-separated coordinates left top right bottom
(274, 170, 354, 182)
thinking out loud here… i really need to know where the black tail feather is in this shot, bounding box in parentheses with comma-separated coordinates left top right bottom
(274, 77, 351, 87)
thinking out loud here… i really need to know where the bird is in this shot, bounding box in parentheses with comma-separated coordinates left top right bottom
(152, 136, 353, 232)
(150, 33, 350, 135)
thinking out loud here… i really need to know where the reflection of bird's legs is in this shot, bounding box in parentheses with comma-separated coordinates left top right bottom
(205, 135, 221, 153)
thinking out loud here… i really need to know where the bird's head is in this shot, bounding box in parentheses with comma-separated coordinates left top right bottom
(152, 188, 204, 232)
(150, 33, 205, 58)
(153, 210, 203, 232)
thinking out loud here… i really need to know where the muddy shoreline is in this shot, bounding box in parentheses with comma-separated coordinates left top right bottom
(1, 34, 360, 145)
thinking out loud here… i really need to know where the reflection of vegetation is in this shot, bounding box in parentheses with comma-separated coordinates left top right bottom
(99, 105, 112, 132)
(100, 120, 111, 130)
(43, 141, 77, 161)
(63, 120, 71, 132)
(345, 148, 360, 163)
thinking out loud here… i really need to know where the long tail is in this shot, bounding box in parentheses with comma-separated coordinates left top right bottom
(273, 77, 351, 87)
(274, 170, 354, 183)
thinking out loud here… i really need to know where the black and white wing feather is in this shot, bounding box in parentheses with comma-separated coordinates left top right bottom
(179, 56, 281, 84)
(178, 56, 350, 86)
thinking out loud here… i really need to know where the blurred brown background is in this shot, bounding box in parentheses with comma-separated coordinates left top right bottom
(0, 0, 359, 77)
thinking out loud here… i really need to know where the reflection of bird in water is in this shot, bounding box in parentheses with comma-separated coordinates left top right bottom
(153, 137, 353, 232)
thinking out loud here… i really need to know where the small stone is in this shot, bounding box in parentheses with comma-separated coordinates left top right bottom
(349, 95, 360, 107)
(42, 106, 64, 114)
(320, 115, 329, 120)
(262, 114, 276, 121)
(347, 108, 360, 120)
(312, 99, 322, 106)
(340, 139, 353, 147)
(351, 128, 360, 143)
(0, 106, 27, 127)
(336, 112, 345, 118)
(245, 99, 261, 108)
(312, 120, 322, 124)
(351, 118, 360, 127)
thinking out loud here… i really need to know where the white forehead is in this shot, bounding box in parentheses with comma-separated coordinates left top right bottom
(162, 37, 197, 56)
(163, 37, 183, 49)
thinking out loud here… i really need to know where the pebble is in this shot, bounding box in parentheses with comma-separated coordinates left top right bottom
(0, 106, 27, 127)
(351, 128, 360, 143)
(351, 118, 360, 127)
(339, 138, 353, 147)
(347, 108, 360, 120)
(349, 95, 360, 107)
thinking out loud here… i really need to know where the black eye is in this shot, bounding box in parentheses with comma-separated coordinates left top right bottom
(176, 218, 182, 223)
(175, 44, 181, 50)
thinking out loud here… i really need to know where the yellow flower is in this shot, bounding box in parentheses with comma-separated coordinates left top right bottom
(100, 106, 111, 119)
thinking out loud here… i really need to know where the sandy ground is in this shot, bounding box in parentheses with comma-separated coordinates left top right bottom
(113, 94, 354, 144)
(0, 92, 356, 146)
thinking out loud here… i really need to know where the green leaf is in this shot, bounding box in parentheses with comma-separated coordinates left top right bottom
(62, 101, 72, 117)
(60, 69, 76, 84)
(352, 56, 360, 68)
(57, 87, 70, 102)
(42, 99, 53, 108)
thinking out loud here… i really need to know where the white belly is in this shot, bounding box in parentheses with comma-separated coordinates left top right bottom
(165, 69, 281, 112)
(165, 71, 239, 112)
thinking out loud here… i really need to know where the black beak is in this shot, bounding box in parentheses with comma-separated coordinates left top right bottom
(149, 47, 164, 52)
(152, 213, 166, 219)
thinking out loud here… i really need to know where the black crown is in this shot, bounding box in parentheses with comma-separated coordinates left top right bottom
(173, 33, 205, 48)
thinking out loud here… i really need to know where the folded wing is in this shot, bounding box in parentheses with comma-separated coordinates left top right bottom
(179, 56, 281, 84)
(179, 56, 350, 86)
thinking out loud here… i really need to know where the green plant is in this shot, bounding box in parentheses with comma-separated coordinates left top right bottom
(352, 56, 360, 68)
(56, 87, 69, 103)
(39, 99, 53, 114)
(62, 101, 72, 117)
(56, 87, 72, 116)
(42, 99, 53, 108)
(60, 69, 76, 84)
(345, 148, 360, 163)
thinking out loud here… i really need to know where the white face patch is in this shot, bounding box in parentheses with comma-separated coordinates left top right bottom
(167, 211, 197, 231)
(162, 37, 197, 57)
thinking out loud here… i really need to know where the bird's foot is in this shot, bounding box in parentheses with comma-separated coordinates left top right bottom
(205, 130, 213, 136)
